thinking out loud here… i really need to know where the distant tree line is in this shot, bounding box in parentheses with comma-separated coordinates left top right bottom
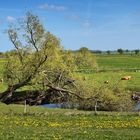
(90, 49, 139, 55)
(117, 49, 140, 55)
(1, 48, 139, 57)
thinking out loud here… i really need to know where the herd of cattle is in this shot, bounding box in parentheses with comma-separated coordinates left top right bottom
(104, 75, 131, 84)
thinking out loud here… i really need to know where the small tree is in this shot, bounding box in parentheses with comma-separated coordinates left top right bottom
(134, 49, 139, 55)
(74, 47, 98, 70)
(106, 50, 111, 55)
(125, 49, 129, 53)
(117, 48, 123, 54)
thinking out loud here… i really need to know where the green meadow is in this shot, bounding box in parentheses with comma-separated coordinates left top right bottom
(96, 54, 140, 91)
(0, 103, 140, 140)
(81, 71, 140, 91)
(82, 54, 140, 91)
(96, 54, 140, 70)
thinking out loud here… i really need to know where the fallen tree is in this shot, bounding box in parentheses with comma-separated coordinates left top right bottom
(0, 12, 86, 104)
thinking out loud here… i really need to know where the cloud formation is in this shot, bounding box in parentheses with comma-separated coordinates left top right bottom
(6, 16, 15, 23)
(83, 20, 92, 28)
(66, 15, 81, 21)
(39, 3, 67, 11)
(66, 13, 93, 29)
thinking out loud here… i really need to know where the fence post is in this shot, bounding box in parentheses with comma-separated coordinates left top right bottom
(95, 101, 98, 114)
(24, 100, 27, 114)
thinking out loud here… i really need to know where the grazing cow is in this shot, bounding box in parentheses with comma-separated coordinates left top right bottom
(104, 80, 109, 84)
(0, 78, 3, 83)
(132, 93, 140, 101)
(121, 76, 131, 80)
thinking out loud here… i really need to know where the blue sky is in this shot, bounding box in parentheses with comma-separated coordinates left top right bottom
(0, 0, 140, 51)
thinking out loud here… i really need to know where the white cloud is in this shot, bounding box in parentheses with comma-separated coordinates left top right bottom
(6, 16, 16, 23)
(39, 3, 67, 11)
(67, 15, 80, 21)
(83, 20, 92, 28)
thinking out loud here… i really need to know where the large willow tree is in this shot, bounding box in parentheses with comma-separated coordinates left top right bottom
(0, 12, 133, 111)
(0, 12, 88, 103)
(0, 12, 63, 102)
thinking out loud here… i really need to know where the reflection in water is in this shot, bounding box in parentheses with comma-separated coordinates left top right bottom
(135, 104, 140, 111)
(39, 104, 62, 108)
(39, 103, 78, 109)
(40, 103, 140, 111)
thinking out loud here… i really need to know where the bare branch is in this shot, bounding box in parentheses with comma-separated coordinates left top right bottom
(8, 29, 23, 64)
(45, 84, 83, 100)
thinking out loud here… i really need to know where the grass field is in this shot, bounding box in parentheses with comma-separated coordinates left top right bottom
(89, 54, 140, 91)
(0, 103, 140, 140)
(96, 54, 140, 70)
(81, 71, 140, 91)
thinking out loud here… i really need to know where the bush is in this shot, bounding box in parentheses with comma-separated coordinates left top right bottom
(68, 76, 134, 111)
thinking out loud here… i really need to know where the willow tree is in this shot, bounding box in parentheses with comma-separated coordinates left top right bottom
(0, 12, 85, 104)
(0, 12, 63, 102)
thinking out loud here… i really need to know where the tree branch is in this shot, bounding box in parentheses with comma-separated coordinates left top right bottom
(8, 30, 23, 64)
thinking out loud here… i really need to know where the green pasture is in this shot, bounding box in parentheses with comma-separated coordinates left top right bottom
(86, 54, 140, 91)
(0, 103, 140, 140)
(96, 54, 140, 70)
(81, 71, 140, 91)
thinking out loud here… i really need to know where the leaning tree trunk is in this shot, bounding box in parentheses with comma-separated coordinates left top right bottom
(0, 75, 33, 103)
(0, 86, 15, 103)
(0, 54, 48, 103)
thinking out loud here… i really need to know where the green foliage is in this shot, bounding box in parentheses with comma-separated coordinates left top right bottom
(106, 50, 111, 54)
(62, 50, 76, 71)
(117, 48, 124, 54)
(4, 12, 63, 88)
(74, 47, 98, 70)
(134, 49, 139, 55)
(58, 72, 134, 111)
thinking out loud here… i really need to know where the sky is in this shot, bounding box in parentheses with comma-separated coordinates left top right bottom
(0, 0, 140, 52)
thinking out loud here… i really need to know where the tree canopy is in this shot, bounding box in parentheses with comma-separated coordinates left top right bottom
(74, 47, 98, 70)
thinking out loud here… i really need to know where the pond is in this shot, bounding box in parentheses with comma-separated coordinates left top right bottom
(39, 104, 62, 109)
(40, 103, 140, 111)
(135, 104, 140, 111)
(39, 103, 78, 109)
